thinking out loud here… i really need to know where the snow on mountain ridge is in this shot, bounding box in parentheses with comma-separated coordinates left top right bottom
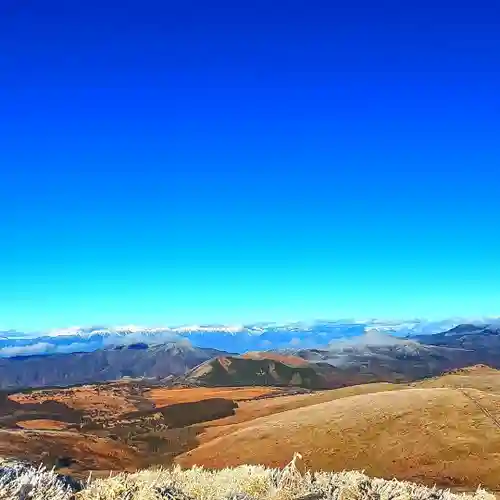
(2, 317, 499, 359)
(46, 325, 248, 338)
(10, 317, 500, 339)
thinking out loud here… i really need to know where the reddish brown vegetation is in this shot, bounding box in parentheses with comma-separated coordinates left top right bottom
(146, 386, 282, 407)
(241, 352, 310, 367)
(16, 419, 70, 430)
(9, 382, 140, 416)
(2, 366, 500, 492)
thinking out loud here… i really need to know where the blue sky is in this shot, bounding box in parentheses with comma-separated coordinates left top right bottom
(2, 0, 500, 330)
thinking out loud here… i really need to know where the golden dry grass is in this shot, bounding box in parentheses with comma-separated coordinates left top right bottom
(190, 382, 402, 444)
(177, 386, 500, 490)
(415, 365, 500, 393)
(146, 386, 283, 407)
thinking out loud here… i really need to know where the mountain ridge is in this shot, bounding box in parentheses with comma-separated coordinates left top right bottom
(3, 318, 497, 358)
(1, 323, 500, 391)
(0, 343, 229, 391)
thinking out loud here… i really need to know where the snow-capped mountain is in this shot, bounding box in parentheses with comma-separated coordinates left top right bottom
(2, 317, 498, 358)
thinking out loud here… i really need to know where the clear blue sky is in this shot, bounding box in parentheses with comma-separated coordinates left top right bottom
(2, 0, 500, 330)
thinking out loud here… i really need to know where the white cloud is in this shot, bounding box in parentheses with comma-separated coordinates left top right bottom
(1, 317, 498, 359)
(0, 343, 54, 358)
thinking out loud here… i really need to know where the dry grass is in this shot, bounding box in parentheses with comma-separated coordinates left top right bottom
(415, 365, 500, 393)
(9, 383, 140, 417)
(2, 455, 492, 500)
(190, 383, 402, 444)
(0, 459, 76, 500)
(241, 352, 311, 367)
(80, 465, 494, 500)
(177, 387, 500, 490)
(3, 454, 492, 500)
(146, 387, 282, 408)
(0, 429, 139, 472)
(16, 420, 70, 431)
(4, 365, 500, 493)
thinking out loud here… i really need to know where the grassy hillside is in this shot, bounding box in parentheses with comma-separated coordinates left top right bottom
(3, 365, 500, 492)
(177, 368, 500, 490)
(415, 364, 500, 392)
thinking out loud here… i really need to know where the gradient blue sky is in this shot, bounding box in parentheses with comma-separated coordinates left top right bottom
(2, 0, 500, 330)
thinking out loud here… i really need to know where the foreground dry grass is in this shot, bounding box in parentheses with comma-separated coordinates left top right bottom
(0, 456, 495, 500)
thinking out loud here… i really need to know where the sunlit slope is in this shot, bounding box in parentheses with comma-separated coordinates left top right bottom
(177, 385, 500, 489)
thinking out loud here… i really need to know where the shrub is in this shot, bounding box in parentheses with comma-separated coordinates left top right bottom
(0, 458, 76, 500)
(77, 454, 495, 500)
(0, 454, 495, 500)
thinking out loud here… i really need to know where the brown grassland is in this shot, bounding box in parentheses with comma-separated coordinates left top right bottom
(15, 419, 71, 430)
(1, 365, 500, 492)
(147, 386, 282, 406)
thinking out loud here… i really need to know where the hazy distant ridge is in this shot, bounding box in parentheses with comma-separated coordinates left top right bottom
(3, 317, 497, 358)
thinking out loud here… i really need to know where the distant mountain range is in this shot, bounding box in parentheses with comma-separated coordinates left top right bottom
(2, 323, 500, 391)
(0, 343, 226, 390)
(3, 317, 498, 358)
(178, 327, 500, 389)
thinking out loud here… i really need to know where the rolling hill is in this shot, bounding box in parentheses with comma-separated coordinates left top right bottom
(0, 380, 305, 475)
(176, 365, 500, 490)
(2, 365, 500, 491)
(180, 355, 343, 389)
